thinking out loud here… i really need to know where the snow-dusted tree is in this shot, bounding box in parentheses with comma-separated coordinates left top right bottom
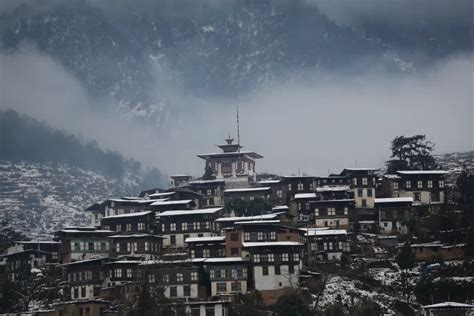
(386, 135, 436, 173)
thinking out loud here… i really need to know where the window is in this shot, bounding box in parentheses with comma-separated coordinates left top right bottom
(268, 253, 274, 262)
(344, 207, 349, 215)
(207, 189, 212, 196)
(85, 271, 92, 280)
(81, 286, 86, 298)
(282, 253, 289, 261)
(362, 177, 368, 185)
(288, 184, 292, 191)
(127, 243, 131, 252)
(216, 282, 227, 293)
(179, 285, 190, 297)
(358, 188, 363, 197)
(138, 223, 145, 231)
(210, 269, 215, 279)
(231, 281, 241, 292)
(328, 207, 336, 216)
(206, 222, 211, 229)
(257, 232, 264, 240)
(298, 183, 304, 191)
(406, 181, 411, 189)
(133, 242, 138, 252)
(277, 190, 283, 198)
(262, 266, 269, 276)
(193, 222, 200, 230)
(220, 269, 226, 278)
(170, 235, 176, 245)
(427, 180, 433, 188)
(294, 253, 300, 261)
(191, 272, 198, 281)
(116, 224, 122, 232)
(353, 178, 357, 186)
(115, 269, 122, 278)
(310, 183, 314, 190)
(254, 254, 260, 262)
(231, 247, 239, 256)
(306, 202, 310, 210)
(393, 182, 399, 190)
(116, 243, 121, 252)
(417, 181, 423, 189)
(127, 269, 132, 278)
(126, 224, 132, 231)
(367, 189, 373, 197)
(177, 273, 183, 282)
(161, 223, 166, 232)
(73, 242, 81, 251)
(244, 232, 250, 241)
(414, 193, 421, 201)
(145, 242, 149, 251)
(182, 222, 188, 231)
(203, 249, 210, 258)
(275, 266, 281, 275)
(315, 208, 319, 217)
(170, 223, 176, 231)
(270, 231, 276, 240)
(162, 274, 169, 283)
(230, 233, 239, 241)
(362, 199, 367, 207)
(439, 180, 445, 188)
(169, 286, 177, 297)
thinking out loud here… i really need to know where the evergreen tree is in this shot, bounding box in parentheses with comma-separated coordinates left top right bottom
(386, 135, 436, 173)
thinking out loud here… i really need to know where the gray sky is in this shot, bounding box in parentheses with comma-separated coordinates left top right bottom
(1, 48, 472, 177)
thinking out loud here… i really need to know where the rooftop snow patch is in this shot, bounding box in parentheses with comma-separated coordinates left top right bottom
(157, 207, 223, 217)
(242, 241, 302, 247)
(215, 213, 281, 223)
(150, 199, 192, 206)
(294, 193, 317, 199)
(374, 197, 414, 204)
(224, 187, 271, 193)
(423, 302, 473, 309)
(102, 211, 152, 219)
(316, 186, 350, 192)
(185, 236, 226, 243)
(397, 170, 448, 175)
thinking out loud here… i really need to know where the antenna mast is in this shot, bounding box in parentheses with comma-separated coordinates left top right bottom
(237, 105, 240, 152)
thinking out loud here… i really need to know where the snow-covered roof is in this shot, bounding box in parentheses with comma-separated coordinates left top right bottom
(374, 197, 414, 204)
(343, 168, 377, 171)
(397, 170, 448, 175)
(294, 193, 317, 199)
(242, 241, 302, 248)
(109, 234, 164, 239)
(150, 199, 193, 206)
(272, 205, 289, 211)
(224, 187, 271, 193)
(185, 236, 226, 243)
(189, 179, 225, 185)
(197, 151, 263, 159)
(423, 302, 473, 309)
(15, 240, 60, 244)
(59, 229, 114, 234)
(358, 220, 375, 224)
(203, 257, 249, 263)
(235, 220, 281, 225)
(312, 199, 354, 203)
(102, 211, 152, 219)
(316, 186, 350, 192)
(157, 207, 223, 217)
(258, 179, 281, 184)
(215, 213, 282, 223)
(148, 192, 176, 198)
(383, 174, 401, 179)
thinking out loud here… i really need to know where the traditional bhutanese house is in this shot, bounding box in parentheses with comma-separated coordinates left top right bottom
(409, 242, 466, 262)
(109, 234, 164, 260)
(157, 207, 224, 248)
(85, 202, 106, 226)
(138, 187, 164, 198)
(103, 259, 142, 287)
(170, 174, 194, 187)
(242, 241, 303, 300)
(60, 257, 115, 300)
(188, 179, 226, 208)
(316, 185, 353, 201)
(6, 240, 60, 261)
(257, 179, 286, 202)
(149, 199, 197, 212)
(139, 257, 204, 300)
(289, 192, 318, 222)
(375, 197, 414, 234)
(339, 168, 378, 208)
(197, 136, 263, 188)
(281, 176, 317, 202)
(383, 170, 448, 213)
(147, 191, 176, 200)
(303, 228, 350, 263)
(224, 186, 272, 202)
(1, 249, 54, 282)
(422, 301, 474, 316)
(201, 257, 250, 297)
(312, 199, 353, 229)
(102, 198, 155, 217)
(224, 221, 304, 258)
(185, 236, 226, 258)
(100, 211, 156, 235)
(55, 228, 114, 263)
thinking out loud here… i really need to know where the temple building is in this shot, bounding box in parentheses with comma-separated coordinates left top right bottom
(197, 135, 263, 188)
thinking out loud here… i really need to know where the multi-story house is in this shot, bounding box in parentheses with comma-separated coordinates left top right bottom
(202, 257, 250, 296)
(139, 258, 203, 300)
(185, 236, 226, 258)
(109, 234, 164, 259)
(104, 259, 141, 287)
(382, 171, 447, 212)
(257, 179, 286, 203)
(150, 199, 197, 212)
(157, 207, 224, 248)
(376, 197, 414, 234)
(303, 228, 350, 263)
(102, 198, 154, 217)
(312, 199, 353, 229)
(242, 241, 303, 292)
(6, 240, 59, 261)
(281, 176, 317, 202)
(188, 179, 226, 207)
(55, 228, 114, 263)
(316, 185, 353, 201)
(1, 249, 54, 282)
(100, 211, 156, 234)
(170, 174, 194, 187)
(224, 187, 272, 202)
(215, 212, 294, 231)
(339, 168, 378, 208)
(289, 192, 318, 222)
(61, 257, 114, 300)
(317, 176, 350, 187)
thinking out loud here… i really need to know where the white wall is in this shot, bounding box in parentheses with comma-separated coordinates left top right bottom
(253, 265, 299, 291)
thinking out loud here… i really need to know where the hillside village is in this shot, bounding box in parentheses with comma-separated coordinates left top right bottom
(1, 135, 473, 316)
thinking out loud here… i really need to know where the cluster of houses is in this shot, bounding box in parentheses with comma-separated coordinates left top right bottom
(1, 136, 469, 315)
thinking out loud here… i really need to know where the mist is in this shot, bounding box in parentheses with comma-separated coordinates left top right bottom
(1, 42, 472, 178)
